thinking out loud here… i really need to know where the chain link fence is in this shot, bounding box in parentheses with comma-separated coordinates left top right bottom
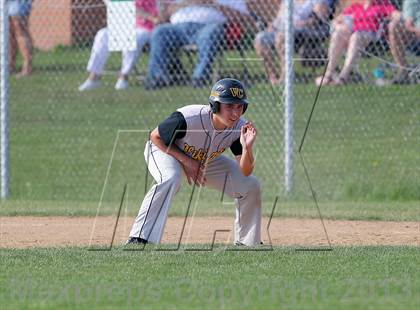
(1, 0, 418, 217)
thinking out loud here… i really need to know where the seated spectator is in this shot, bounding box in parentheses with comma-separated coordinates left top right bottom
(79, 0, 159, 92)
(316, 0, 396, 86)
(145, 0, 250, 89)
(388, 0, 420, 84)
(255, 0, 331, 85)
(8, 0, 34, 77)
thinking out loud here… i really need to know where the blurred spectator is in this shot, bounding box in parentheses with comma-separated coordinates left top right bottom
(8, 0, 34, 77)
(315, 0, 395, 86)
(388, 0, 420, 84)
(254, 0, 331, 85)
(78, 0, 159, 92)
(145, 0, 250, 89)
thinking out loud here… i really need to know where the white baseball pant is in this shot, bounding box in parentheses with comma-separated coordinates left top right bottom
(86, 27, 151, 76)
(129, 142, 262, 246)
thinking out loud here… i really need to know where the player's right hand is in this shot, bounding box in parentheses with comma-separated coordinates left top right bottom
(182, 158, 206, 187)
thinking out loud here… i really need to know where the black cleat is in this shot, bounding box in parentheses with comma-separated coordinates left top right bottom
(125, 237, 148, 245)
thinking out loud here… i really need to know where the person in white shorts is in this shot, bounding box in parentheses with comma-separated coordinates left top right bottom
(127, 78, 262, 246)
(79, 0, 159, 91)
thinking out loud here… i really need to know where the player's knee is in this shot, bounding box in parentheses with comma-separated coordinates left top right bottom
(245, 175, 261, 195)
(161, 169, 182, 188)
(237, 176, 262, 210)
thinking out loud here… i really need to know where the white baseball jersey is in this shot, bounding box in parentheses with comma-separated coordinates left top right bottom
(159, 105, 247, 163)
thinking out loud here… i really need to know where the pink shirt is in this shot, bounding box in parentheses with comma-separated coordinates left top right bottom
(136, 0, 158, 31)
(343, 0, 395, 32)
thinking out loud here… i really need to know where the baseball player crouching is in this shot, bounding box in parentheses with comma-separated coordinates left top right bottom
(127, 78, 262, 246)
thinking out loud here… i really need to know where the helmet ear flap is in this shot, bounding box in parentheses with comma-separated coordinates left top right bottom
(209, 100, 219, 113)
(242, 103, 248, 114)
(214, 101, 220, 113)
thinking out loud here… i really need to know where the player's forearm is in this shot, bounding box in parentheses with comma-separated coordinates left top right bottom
(165, 145, 193, 167)
(150, 129, 192, 167)
(239, 148, 255, 176)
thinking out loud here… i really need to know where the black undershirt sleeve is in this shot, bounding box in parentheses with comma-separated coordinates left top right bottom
(230, 138, 243, 156)
(158, 111, 187, 146)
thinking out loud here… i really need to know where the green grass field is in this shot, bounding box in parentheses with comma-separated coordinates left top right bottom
(1, 47, 419, 310)
(3, 47, 419, 220)
(1, 246, 419, 309)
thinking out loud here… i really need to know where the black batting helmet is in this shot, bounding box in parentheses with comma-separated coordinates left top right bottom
(209, 78, 248, 114)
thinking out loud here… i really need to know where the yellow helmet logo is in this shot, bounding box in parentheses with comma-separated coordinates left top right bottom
(230, 87, 244, 99)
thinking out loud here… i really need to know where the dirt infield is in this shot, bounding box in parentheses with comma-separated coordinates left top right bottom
(0, 216, 419, 248)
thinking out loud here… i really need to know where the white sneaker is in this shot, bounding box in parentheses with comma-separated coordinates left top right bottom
(78, 79, 101, 92)
(115, 78, 129, 90)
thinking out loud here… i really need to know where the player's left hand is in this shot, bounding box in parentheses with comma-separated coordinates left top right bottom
(240, 122, 257, 150)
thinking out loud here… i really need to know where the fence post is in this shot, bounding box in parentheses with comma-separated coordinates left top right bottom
(0, 0, 10, 199)
(284, 0, 294, 194)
